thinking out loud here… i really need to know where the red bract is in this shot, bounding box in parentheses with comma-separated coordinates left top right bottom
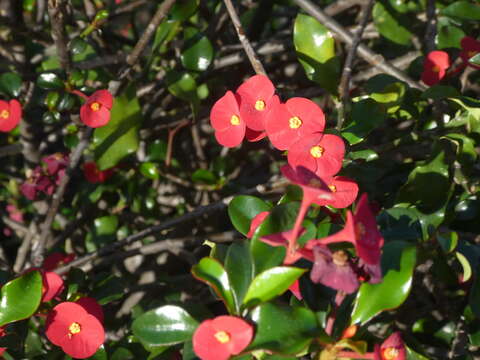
(307, 193, 384, 265)
(46, 302, 105, 359)
(421, 51, 450, 86)
(42, 271, 65, 302)
(210, 91, 245, 147)
(314, 176, 359, 209)
(83, 162, 114, 183)
(374, 332, 407, 360)
(192, 316, 254, 360)
(265, 97, 325, 150)
(80, 89, 113, 128)
(0, 99, 21, 132)
(247, 211, 269, 238)
(245, 127, 266, 142)
(76, 297, 104, 324)
(287, 133, 345, 177)
(43, 252, 75, 271)
(460, 36, 480, 68)
(260, 228, 313, 264)
(236, 75, 277, 131)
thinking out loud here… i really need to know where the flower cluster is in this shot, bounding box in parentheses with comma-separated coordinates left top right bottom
(20, 153, 69, 200)
(421, 36, 480, 86)
(0, 99, 21, 132)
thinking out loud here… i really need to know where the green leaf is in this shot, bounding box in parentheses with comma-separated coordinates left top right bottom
(140, 162, 160, 180)
(373, 2, 413, 45)
(166, 70, 199, 105)
(181, 27, 214, 72)
(0, 73, 22, 97)
(437, 231, 458, 253)
(191, 169, 217, 185)
(228, 195, 272, 236)
(90, 273, 124, 305)
(242, 267, 306, 308)
(0, 271, 42, 327)
(153, 20, 181, 54)
(94, 85, 142, 170)
(37, 72, 64, 90)
(456, 251, 472, 282)
(342, 99, 385, 145)
(248, 303, 320, 355)
(351, 241, 417, 324)
(225, 241, 254, 308)
(377, 207, 423, 242)
(293, 13, 340, 93)
(422, 85, 460, 100)
(437, 18, 465, 49)
(191, 257, 237, 314)
(470, 53, 480, 66)
(442, 1, 480, 21)
(170, 0, 199, 21)
(132, 305, 198, 347)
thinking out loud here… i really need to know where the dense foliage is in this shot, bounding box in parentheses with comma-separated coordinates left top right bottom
(1, 0, 480, 359)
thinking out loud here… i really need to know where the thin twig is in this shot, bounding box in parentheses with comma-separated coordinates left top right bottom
(30, 128, 92, 267)
(223, 0, 266, 75)
(337, 0, 375, 130)
(424, 0, 437, 54)
(55, 179, 286, 275)
(47, 0, 72, 73)
(292, 0, 426, 90)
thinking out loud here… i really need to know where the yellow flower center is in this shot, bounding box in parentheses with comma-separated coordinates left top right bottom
(90, 102, 101, 111)
(214, 331, 231, 344)
(382, 347, 399, 360)
(69, 322, 81, 335)
(0, 110, 9, 119)
(332, 250, 348, 266)
(230, 115, 240, 126)
(328, 184, 337, 192)
(255, 100, 266, 111)
(432, 65, 440, 73)
(310, 145, 324, 158)
(289, 116, 302, 129)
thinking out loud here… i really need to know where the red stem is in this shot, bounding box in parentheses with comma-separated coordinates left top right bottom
(288, 198, 310, 255)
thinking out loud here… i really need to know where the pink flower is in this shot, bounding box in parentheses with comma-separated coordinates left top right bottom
(265, 97, 325, 150)
(315, 176, 359, 209)
(374, 332, 407, 360)
(210, 91, 246, 147)
(421, 51, 450, 86)
(42, 271, 65, 302)
(79, 89, 113, 128)
(193, 316, 254, 360)
(287, 133, 345, 177)
(236, 75, 278, 131)
(0, 99, 21, 132)
(45, 302, 105, 359)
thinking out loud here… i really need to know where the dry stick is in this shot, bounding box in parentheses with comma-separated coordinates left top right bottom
(47, 0, 71, 73)
(337, 0, 375, 130)
(55, 180, 286, 275)
(424, 0, 437, 54)
(292, 0, 426, 91)
(223, 0, 266, 76)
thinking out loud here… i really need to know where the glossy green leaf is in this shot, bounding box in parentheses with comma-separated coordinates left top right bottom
(351, 241, 417, 324)
(437, 18, 465, 49)
(170, 0, 199, 21)
(0, 72, 22, 97)
(132, 305, 198, 347)
(181, 27, 214, 72)
(70, 37, 88, 55)
(251, 202, 300, 274)
(243, 267, 306, 308)
(88, 346, 107, 360)
(166, 71, 199, 106)
(225, 241, 254, 308)
(94, 85, 142, 170)
(228, 195, 272, 236)
(422, 85, 460, 100)
(248, 303, 319, 355)
(191, 257, 236, 314)
(377, 207, 423, 242)
(293, 13, 340, 93)
(406, 346, 429, 360)
(442, 1, 480, 21)
(342, 99, 385, 145)
(37, 72, 64, 90)
(373, 2, 413, 45)
(0, 271, 42, 327)
(437, 231, 458, 253)
(153, 20, 181, 54)
(140, 162, 160, 180)
(90, 273, 124, 305)
(456, 251, 472, 282)
(191, 169, 217, 185)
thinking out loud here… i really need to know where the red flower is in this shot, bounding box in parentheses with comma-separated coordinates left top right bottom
(76, 297, 104, 324)
(307, 193, 384, 265)
(266, 97, 325, 150)
(374, 332, 407, 360)
(83, 162, 114, 183)
(46, 302, 105, 359)
(43, 252, 75, 271)
(245, 127, 266, 142)
(42, 271, 65, 302)
(421, 51, 450, 86)
(210, 91, 246, 147)
(287, 133, 345, 177)
(236, 75, 277, 131)
(193, 316, 253, 360)
(460, 36, 480, 68)
(314, 176, 359, 209)
(0, 99, 21, 132)
(79, 89, 113, 128)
